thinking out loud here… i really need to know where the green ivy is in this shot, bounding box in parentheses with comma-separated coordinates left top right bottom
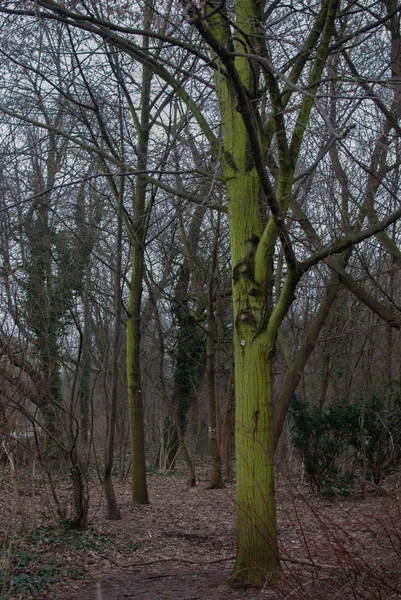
(172, 305, 205, 428)
(290, 394, 401, 497)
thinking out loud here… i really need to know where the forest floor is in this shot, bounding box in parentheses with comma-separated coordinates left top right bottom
(1, 464, 401, 599)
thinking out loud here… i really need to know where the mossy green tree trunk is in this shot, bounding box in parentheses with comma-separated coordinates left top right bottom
(228, 177, 281, 585)
(213, 70, 282, 580)
(195, 0, 339, 584)
(204, 5, 281, 583)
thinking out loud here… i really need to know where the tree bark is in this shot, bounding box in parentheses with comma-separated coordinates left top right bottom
(126, 0, 154, 505)
(206, 213, 224, 489)
(104, 182, 124, 519)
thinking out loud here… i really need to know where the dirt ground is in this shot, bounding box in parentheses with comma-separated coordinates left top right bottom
(1, 468, 401, 599)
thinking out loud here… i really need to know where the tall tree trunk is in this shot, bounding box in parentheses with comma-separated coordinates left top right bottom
(104, 183, 123, 519)
(208, 2, 280, 581)
(206, 213, 224, 489)
(126, 1, 154, 505)
(127, 225, 149, 504)
(203, 0, 337, 582)
(229, 186, 280, 585)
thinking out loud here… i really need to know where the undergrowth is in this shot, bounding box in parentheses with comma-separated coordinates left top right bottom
(276, 475, 401, 599)
(1, 525, 147, 598)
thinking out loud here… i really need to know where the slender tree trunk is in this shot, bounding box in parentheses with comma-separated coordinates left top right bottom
(78, 288, 91, 445)
(206, 305, 224, 488)
(2, 441, 24, 525)
(104, 184, 123, 519)
(69, 450, 89, 529)
(127, 238, 149, 503)
(318, 345, 331, 410)
(126, 1, 154, 505)
(373, 257, 395, 490)
(206, 213, 224, 489)
(220, 363, 234, 481)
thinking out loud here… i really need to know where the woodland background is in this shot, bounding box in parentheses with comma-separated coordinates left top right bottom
(0, 0, 401, 596)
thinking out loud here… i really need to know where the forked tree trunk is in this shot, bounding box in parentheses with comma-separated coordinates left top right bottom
(208, 5, 280, 578)
(229, 180, 280, 585)
(203, 0, 338, 583)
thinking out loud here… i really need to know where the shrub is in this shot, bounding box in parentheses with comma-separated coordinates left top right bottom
(289, 394, 401, 497)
